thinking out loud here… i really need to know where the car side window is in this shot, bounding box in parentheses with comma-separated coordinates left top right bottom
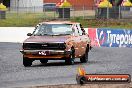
(80, 24, 86, 35)
(32, 24, 41, 34)
(72, 24, 79, 36)
(76, 24, 83, 36)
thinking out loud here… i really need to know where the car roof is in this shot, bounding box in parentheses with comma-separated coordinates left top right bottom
(40, 21, 80, 25)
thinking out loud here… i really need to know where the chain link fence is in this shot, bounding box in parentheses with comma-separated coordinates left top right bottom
(6, 6, 96, 20)
(95, 6, 132, 19)
(5, 5, 132, 19)
(1, 6, 132, 27)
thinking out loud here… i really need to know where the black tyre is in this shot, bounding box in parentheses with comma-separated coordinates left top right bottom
(40, 59, 48, 64)
(80, 46, 89, 63)
(76, 76, 87, 85)
(23, 57, 32, 67)
(65, 47, 75, 65)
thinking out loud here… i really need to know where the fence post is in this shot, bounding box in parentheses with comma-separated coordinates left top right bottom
(17, 0, 19, 16)
(73, 6, 75, 19)
(34, 6, 35, 13)
(54, 9, 55, 19)
(43, 7, 46, 20)
(83, 5, 85, 19)
(107, 5, 109, 19)
(95, 6, 97, 19)
(119, 6, 121, 19)
(63, 8, 64, 19)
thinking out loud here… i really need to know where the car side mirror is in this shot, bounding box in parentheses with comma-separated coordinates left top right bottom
(27, 33, 32, 36)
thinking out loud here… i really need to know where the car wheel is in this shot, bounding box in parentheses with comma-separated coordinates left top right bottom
(80, 46, 89, 63)
(65, 47, 75, 65)
(23, 57, 32, 67)
(40, 60, 48, 64)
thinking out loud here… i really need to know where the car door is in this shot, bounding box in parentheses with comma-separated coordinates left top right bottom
(71, 24, 82, 58)
(76, 23, 88, 56)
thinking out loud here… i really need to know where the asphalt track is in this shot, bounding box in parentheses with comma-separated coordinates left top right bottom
(0, 42, 132, 88)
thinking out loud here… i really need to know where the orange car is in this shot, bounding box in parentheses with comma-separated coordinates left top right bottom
(20, 21, 91, 67)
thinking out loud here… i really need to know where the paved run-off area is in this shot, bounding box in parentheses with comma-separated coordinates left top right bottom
(0, 27, 132, 88)
(0, 42, 132, 88)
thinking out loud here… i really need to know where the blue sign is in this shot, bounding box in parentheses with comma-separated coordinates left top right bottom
(97, 28, 132, 47)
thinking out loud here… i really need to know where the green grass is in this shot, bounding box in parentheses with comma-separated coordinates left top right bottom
(71, 17, 132, 29)
(0, 13, 41, 27)
(0, 12, 132, 29)
(0, 12, 57, 27)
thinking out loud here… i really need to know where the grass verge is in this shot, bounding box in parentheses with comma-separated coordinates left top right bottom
(0, 12, 132, 29)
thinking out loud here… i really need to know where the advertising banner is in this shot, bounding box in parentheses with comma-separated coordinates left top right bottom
(88, 28, 132, 47)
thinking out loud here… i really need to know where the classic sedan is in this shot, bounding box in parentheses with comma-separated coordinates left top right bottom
(20, 21, 91, 67)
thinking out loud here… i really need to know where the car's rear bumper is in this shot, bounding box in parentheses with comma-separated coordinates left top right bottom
(20, 50, 71, 59)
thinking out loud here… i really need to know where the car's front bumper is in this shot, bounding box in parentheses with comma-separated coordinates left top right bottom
(20, 50, 71, 59)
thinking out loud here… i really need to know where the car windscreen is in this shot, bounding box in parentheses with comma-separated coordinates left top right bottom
(33, 24, 73, 36)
